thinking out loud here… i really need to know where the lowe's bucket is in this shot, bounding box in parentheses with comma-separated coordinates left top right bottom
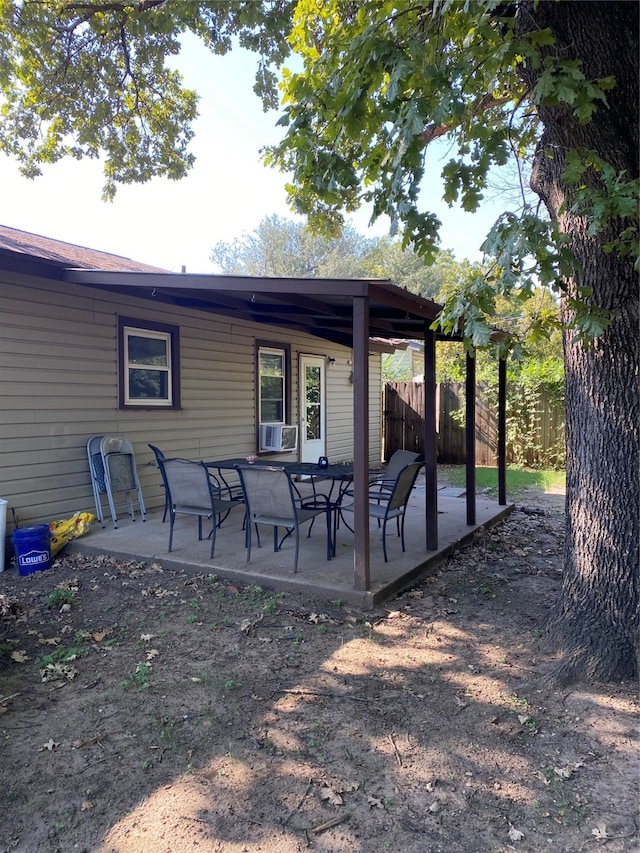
(12, 525, 52, 576)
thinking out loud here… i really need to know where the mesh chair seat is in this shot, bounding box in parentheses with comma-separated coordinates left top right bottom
(159, 457, 240, 559)
(341, 461, 423, 562)
(237, 464, 332, 572)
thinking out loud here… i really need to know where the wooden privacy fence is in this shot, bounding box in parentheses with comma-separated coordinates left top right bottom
(383, 381, 564, 467)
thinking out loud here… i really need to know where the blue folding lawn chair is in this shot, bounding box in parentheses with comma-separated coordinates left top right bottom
(87, 434, 146, 528)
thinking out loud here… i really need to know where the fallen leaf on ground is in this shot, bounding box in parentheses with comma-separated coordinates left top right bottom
(319, 786, 343, 806)
(37, 635, 61, 646)
(592, 824, 608, 840)
(553, 766, 573, 779)
(240, 614, 263, 633)
(40, 739, 59, 752)
(367, 796, 385, 809)
(56, 579, 79, 590)
(11, 650, 29, 663)
(40, 663, 78, 683)
(309, 612, 325, 623)
(508, 823, 524, 841)
(72, 737, 99, 749)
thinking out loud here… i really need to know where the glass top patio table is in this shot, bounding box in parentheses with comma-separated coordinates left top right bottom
(205, 458, 355, 558)
(205, 458, 351, 476)
(204, 458, 354, 501)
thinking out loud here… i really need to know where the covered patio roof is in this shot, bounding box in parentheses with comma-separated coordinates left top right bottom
(1, 226, 508, 593)
(61, 268, 449, 349)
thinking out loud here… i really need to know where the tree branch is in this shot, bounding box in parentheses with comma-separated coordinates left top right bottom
(421, 91, 512, 143)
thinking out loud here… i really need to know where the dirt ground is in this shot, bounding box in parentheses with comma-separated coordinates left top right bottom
(0, 487, 638, 853)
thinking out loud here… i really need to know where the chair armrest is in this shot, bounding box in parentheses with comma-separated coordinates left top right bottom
(297, 493, 331, 511)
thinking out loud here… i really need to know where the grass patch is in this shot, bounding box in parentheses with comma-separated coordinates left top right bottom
(121, 661, 152, 692)
(46, 588, 77, 609)
(35, 644, 90, 671)
(442, 465, 565, 497)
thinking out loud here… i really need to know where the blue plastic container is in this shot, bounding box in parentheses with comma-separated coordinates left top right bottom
(12, 525, 52, 575)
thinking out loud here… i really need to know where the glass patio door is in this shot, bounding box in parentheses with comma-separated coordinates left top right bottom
(299, 355, 326, 463)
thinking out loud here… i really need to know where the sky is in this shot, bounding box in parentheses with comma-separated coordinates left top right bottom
(0, 36, 509, 274)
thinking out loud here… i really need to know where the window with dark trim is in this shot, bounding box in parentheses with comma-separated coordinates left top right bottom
(256, 340, 291, 442)
(118, 316, 180, 409)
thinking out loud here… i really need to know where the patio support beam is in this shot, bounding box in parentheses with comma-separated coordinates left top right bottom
(498, 357, 507, 505)
(352, 295, 370, 591)
(423, 325, 438, 550)
(465, 349, 477, 525)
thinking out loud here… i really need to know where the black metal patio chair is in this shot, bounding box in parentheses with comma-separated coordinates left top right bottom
(159, 457, 240, 559)
(236, 464, 332, 572)
(340, 461, 423, 562)
(148, 444, 170, 522)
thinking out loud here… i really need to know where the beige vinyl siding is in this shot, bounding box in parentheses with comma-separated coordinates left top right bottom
(1, 273, 382, 527)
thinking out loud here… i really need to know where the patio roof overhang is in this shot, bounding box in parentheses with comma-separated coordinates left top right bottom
(60, 268, 452, 348)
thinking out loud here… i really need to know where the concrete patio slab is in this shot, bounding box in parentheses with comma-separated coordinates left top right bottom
(69, 487, 513, 608)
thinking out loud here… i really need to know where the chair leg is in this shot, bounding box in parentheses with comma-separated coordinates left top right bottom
(104, 481, 118, 528)
(168, 511, 175, 553)
(136, 484, 146, 522)
(382, 517, 389, 562)
(209, 513, 217, 559)
(293, 527, 300, 573)
(245, 520, 253, 565)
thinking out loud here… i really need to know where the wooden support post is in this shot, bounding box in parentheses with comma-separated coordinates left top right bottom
(424, 326, 438, 549)
(465, 350, 476, 525)
(498, 357, 507, 505)
(352, 296, 370, 591)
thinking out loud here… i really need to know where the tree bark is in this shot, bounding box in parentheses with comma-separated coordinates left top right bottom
(516, 2, 639, 683)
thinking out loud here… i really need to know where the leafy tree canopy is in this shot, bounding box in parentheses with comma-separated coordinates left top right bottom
(0, 0, 294, 200)
(1, 1, 635, 351)
(214, 213, 564, 386)
(210, 213, 377, 278)
(264, 0, 638, 349)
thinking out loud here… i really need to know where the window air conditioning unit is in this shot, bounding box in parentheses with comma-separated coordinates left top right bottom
(260, 424, 298, 452)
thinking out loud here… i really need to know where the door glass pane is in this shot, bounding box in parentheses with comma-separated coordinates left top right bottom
(305, 366, 321, 441)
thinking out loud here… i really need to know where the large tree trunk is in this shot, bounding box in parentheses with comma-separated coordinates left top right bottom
(516, 2, 639, 683)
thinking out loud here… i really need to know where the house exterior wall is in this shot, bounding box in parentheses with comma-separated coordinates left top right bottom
(0, 272, 382, 526)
